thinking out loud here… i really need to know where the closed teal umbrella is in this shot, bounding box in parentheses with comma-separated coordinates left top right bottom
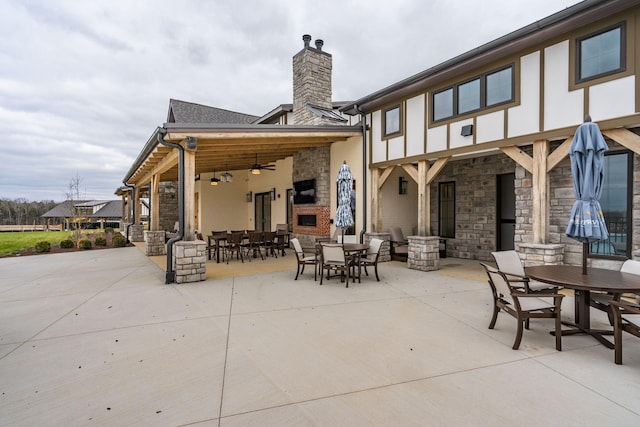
(565, 117, 609, 274)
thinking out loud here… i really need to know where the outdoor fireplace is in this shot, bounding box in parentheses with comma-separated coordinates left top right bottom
(297, 214, 317, 227)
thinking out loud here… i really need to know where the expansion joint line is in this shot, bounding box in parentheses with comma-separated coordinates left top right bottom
(217, 278, 235, 426)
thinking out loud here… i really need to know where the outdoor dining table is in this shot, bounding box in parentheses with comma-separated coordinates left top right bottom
(525, 265, 640, 349)
(208, 233, 228, 263)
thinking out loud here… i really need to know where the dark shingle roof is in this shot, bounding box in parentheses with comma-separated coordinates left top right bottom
(41, 201, 88, 218)
(88, 200, 123, 219)
(167, 99, 259, 124)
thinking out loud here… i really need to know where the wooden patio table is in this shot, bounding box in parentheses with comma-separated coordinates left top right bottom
(525, 265, 640, 349)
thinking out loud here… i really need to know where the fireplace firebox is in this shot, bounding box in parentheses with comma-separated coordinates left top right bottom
(297, 214, 317, 227)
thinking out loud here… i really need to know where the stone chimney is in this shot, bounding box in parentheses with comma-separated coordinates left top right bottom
(292, 34, 333, 125)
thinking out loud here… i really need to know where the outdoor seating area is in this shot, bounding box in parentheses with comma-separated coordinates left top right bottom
(2, 248, 639, 425)
(204, 229, 289, 264)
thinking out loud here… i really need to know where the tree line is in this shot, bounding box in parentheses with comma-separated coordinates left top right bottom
(0, 198, 58, 225)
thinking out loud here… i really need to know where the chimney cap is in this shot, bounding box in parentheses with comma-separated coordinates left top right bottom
(314, 39, 324, 50)
(303, 34, 311, 47)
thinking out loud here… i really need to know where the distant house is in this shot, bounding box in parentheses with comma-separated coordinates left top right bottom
(42, 200, 148, 229)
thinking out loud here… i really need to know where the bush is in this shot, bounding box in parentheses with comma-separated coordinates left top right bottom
(60, 239, 74, 249)
(78, 239, 92, 250)
(94, 236, 107, 246)
(34, 241, 51, 253)
(105, 227, 114, 234)
(112, 235, 126, 247)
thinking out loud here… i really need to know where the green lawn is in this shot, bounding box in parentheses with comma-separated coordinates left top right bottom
(0, 230, 114, 255)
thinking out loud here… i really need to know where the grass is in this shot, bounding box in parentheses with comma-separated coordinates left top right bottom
(0, 230, 112, 255)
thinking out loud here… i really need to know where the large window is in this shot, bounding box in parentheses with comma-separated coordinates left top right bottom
(432, 65, 513, 122)
(577, 23, 625, 82)
(383, 105, 401, 136)
(439, 182, 455, 238)
(590, 151, 632, 258)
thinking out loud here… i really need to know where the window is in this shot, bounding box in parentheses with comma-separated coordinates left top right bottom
(432, 65, 513, 122)
(589, 152, 632, 258)
(577, 23, 625, 82)
(439, 182, 455, 238)
(383, 105, 401, 136)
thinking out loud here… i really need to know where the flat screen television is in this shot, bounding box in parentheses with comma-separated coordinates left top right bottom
(293, 179, 316, 204)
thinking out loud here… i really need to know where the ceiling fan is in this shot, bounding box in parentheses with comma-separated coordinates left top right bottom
(250, 154, 276, 175)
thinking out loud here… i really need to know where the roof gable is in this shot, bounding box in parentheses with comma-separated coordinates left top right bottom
(167, 99, 259, 124)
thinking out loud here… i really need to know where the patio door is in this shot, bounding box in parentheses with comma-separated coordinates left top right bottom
(255, 192, 272, 232)
(497, 173, 515, 251)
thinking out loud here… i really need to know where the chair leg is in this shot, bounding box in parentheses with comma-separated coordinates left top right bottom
(513, 318, 524, 350)
(614, 319, 623, 365)
(345, 267, 349, 288)
(374, 264, 379, 281)
(554, 312, 562, 351)
(488, 304, 499, 329)
(319, 266, 324, 285)
(295, 264, 300, 280)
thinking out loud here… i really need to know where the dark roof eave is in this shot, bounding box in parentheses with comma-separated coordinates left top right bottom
(341, 0, 639, 115)
(123, 127, 162, 184)
(163, 122, 362, 133)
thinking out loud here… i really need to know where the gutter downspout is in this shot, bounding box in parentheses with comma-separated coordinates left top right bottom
(355, 105, 367, 244)
(123, 183, 135, 243)
(157, 128, 184, 284)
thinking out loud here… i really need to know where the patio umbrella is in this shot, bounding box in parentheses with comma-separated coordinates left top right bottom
(565, 116, 609, 274)
(335, 161, 354, 243)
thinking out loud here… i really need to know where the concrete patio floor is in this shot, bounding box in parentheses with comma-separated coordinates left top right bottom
(1, 247, 639, 426)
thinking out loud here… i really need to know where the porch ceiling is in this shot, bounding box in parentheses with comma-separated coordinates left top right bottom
(125, 124, 361, 186)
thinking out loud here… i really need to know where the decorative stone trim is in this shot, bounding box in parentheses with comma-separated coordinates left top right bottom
(365, 232, 391, 262)
(517, 243, 564, 266)
(144, 231, 166, 256)
(172, 240, 207, 284)
(407, 236, 440, 271)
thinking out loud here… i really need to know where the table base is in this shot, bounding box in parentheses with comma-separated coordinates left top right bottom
(551, 321, 614, 349)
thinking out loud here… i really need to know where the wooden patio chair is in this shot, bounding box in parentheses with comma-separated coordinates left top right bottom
(359, 238, 383, 281)
(610, 297, 640, 364)
(320, 243, 350, 287)
(225, 232, 244, 263)
(291, 238, 317, 281)
(480, 262, 564, 350)
(490, 250, 557, 293)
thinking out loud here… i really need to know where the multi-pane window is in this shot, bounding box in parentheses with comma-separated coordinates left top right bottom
(578, 23, 625, 82)
(383, 105, 401, 136)
(590, 152, 631, 258)
(432, 65, 513, 122)
(439, 182, 455, 238)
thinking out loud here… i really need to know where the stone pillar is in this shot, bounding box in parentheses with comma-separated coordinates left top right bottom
(365, 232, 391, 262)
(144, 231, 166, 256)
(129, 224, 144, 242)
(517, 243, 564, 266)
(408, 235, 440, 271)
(172, 240, 207, 284)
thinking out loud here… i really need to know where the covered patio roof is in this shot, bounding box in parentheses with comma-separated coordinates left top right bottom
(124, 123, 362, 187)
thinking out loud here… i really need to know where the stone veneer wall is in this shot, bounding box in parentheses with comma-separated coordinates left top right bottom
(291, 146, 331, 249)
(159, 181, 179, 232)
(172, 240, 206, 284)
(407, 236, 440, 271)
(144, 230, 166, 256)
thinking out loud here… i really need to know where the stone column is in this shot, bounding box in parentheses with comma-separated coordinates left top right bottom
(144, 230, 166, 256)
(129, 224, 144, 242)
(364, 232, 391, 262)
(172, 240, 207, 283)
(408, 235, 440, 272)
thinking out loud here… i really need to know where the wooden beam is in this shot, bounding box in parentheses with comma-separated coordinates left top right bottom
(401, 164, 418, 183)
(378, 166, 395, 188)
(547, 136, 573, 172)
(150, 174, 160, 231)
(501, 146, 533, 174)
(183, 150, 196, 241)
(417, 160, 429, 236)
(426, 157, 451, 184)
(532, 140, 549, 244)
(371, 168, 381, 232)
(135, 150, 179, 187)
(603, 128, 640, 155)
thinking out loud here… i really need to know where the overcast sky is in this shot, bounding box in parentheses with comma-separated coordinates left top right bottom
(0, 0, 581, 202)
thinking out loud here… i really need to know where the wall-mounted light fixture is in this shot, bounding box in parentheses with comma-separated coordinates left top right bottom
(186, 136, 198, 150)
(461, 124, 473, 137)
(246, 191, 253, 202)
(399, 176, 408, 195)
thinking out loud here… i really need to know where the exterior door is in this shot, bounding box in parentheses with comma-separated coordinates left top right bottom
(255, 192, 272, 232)
(497, 173, 515, 250)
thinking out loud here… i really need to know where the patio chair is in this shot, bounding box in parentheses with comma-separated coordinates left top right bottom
(225, 232, 244, 263)
(359, 238, 383, 281)
(480, 263, 564, 350)
(291, 238, 317, 281)
(389, 227, 408, 260)
(243, 230, 264, 261)
(261, 231, 278, 258)
(591, 259, 640, 325)
(490, 250, 557, 293)
(610, 298, 640, 364)
(320, 243, 350, 287)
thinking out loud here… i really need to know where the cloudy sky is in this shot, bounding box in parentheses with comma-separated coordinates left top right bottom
(0, 0, 581, 202)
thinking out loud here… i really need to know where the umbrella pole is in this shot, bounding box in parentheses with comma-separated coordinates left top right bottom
(582, 242, 588, 275)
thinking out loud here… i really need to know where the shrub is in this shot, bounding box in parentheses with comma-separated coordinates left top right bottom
(112, 235, 126, 247)
(34, 241, 51, 253)
(60, 239, 74, 249)
(78, 239, 92, 250)
(105, 227, 114, 234)
(95, 236, 107, 246)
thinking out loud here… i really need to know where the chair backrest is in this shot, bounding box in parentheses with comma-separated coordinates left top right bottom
(263, 231, 276, 242)
(322, 243, 345, 264)
(368, 238, 383, 255)
(228, 232, 243, 245)
(491, 250, 525, 277)
(389, 227, 407, 243)
(291, 238, 303, 255)
(620, 259, 640, 275)
(248, 231, 262, 242)
(480, 262, 511, 302)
